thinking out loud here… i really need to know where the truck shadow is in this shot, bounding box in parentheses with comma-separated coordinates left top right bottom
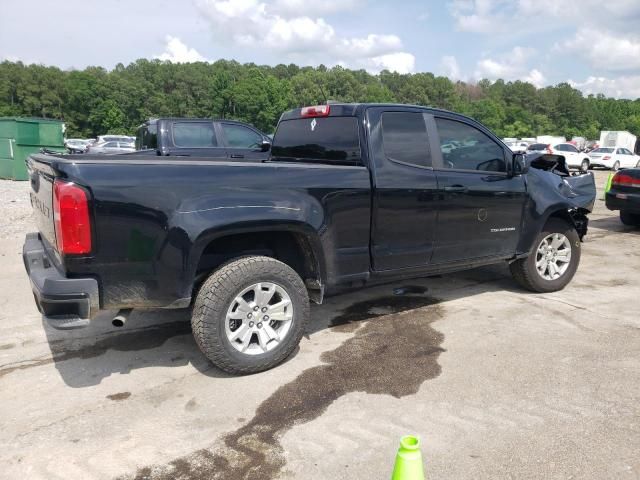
(42, 263, 521, 388)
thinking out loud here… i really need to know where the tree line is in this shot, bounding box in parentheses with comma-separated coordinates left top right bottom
(1, 59, 640, 140)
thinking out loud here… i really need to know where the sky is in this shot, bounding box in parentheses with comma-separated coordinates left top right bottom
(2, 0, 640, 99)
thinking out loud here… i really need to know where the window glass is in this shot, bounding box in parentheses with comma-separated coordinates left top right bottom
(222, 124, 263, 149)
(136, 123, 157, 150)
(623, 148, 632, 155)
(173, 122, 218, 147)
(565, 144, 578, 153)
(554, 144, 566, 151)
(103, 141, 117, 147)
(528, 143, 547, 151)
(381, 112, 431, 167)
(271, 117, 361, 164)
(616, 148, 624, 154)
(593, 147, 614, 153)
(435, 118, 506, 172)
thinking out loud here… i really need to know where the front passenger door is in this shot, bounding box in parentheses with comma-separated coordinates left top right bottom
(431, 116, 527, 264)
(219, 123, 268, 161)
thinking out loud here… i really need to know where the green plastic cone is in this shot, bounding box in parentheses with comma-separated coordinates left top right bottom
(391, 435, 425, 480)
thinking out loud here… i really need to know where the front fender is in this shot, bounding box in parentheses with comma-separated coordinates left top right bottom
(517, 165, 596, 255)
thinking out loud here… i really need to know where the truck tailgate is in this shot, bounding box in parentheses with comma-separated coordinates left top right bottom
(27, 158, 57, 249)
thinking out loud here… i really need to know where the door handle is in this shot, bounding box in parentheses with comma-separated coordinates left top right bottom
(444, 185, 468, 193)
(230, 154, 245, 159)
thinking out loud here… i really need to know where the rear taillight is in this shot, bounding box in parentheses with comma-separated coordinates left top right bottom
(53, 180, 92, 254)
(603, 155, 611, 160)
(612, 173, 640, 188)
(300, 105, 330, 117)
(546, 144, 552, 154)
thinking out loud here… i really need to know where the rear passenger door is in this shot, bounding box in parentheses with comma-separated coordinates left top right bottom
(219, 122, 268, 161)
(169, 121, 227, 157)
(368, 107, 440, 271)
(430, 115, 527, 264)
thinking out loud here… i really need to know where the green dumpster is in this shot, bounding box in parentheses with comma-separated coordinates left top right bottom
(0, 117, 66, 180)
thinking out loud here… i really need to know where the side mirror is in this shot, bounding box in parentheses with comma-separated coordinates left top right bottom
(260, 139, 271, 152)
(513, 153, 528, 175)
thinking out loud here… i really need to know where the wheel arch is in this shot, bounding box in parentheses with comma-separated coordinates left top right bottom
(188, 223, 327, 304)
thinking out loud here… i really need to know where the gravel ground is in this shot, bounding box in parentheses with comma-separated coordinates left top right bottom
(0, 180, 33, 239)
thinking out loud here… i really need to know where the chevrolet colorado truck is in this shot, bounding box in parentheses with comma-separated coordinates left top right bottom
(23, 103, 596, 374)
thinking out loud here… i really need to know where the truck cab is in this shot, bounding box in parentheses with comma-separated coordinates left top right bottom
(135, 118, 271, 160)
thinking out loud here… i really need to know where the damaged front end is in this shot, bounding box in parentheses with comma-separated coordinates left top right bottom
(519, 153, 596, 244)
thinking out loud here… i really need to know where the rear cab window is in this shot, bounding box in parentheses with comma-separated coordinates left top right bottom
(271, 116, 361, 165)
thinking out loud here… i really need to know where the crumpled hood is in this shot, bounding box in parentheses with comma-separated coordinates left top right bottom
(525, 153, 596, 212)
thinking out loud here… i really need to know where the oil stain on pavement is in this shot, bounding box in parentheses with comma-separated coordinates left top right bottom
(128, 293, 445, 480)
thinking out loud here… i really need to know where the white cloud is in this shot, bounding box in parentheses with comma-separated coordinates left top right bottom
(369, 53, 415, 74)
(474, 46, 545, 87)
(452, 0, 640, 33)
(269, 0, 362, 17)
(560, 28, 640, 72)
(195, 0, 415, 73)
(440, 55, 462, 80)
(569, 76, 640, 99)
(154, 36, 207, 63)
(449, 0, 512, 33)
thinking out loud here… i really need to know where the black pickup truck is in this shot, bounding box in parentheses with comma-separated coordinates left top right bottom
(23, 103, 596, 373)
(605, 167, 640, 226)
(135, 117, 271, 159)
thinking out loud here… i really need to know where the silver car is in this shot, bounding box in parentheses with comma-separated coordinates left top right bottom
(86, 141, 135, 154)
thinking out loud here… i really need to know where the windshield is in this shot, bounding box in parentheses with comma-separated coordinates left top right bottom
(271, 116, 361, 165)
(592, 147, 614, 153)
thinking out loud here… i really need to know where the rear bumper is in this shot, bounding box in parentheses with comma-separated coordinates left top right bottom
(23, 233, 99, 329)
(605, 190, 640, 213)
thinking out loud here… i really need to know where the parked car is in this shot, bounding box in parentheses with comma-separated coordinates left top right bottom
(605, 167, 640, 226)
(135, 118, 271, 160)
(86, 141, 135, 154)
(527, 143, 591, 172)
(23, 103, 596, 374)
(93, 135, 135, 145)
(506, 141, 530, 153)
(64, 138, 91, 154)
(588, 146, 640, 170)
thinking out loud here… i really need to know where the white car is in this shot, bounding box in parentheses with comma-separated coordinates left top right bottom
(549, 143, 592, 172)
(505, 141, 529, 153)
(588, 146, 640, 171)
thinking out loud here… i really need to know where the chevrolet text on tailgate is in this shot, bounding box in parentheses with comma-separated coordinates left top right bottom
(23, 104, 597, 374)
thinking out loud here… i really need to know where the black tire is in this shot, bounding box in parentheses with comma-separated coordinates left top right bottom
(191, 256, 309, 374)
(620, 210, 640, 227)
(613, 161, 620, 171)
(509, 218, 581, 293)
(580, 158, 589, 172)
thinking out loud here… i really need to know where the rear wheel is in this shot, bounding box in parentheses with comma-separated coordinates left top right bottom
(613, 161, 620, 171)
(580, 158, 589, 172)
(191, 256, 309, 374)
(510, 218, 581, 293)
(620, 210, 640, 227)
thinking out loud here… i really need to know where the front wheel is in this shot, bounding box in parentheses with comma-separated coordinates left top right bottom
(510, 218, 581, 293)
(580, 159, 589, 172)
(191, 256, 310, 374)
